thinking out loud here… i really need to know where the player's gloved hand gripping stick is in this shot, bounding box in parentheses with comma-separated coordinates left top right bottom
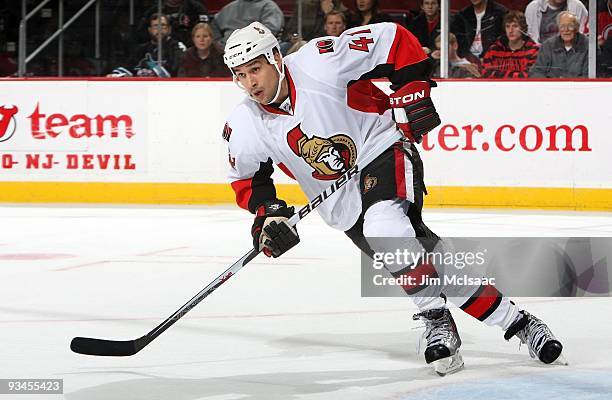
(70, 81, 441, 356)
(251, 200, 299, 258)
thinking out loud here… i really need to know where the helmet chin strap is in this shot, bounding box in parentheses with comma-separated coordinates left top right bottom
(264, 61, 286, 105)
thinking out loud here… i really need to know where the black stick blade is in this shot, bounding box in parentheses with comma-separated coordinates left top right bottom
(70, 337, 140, 356)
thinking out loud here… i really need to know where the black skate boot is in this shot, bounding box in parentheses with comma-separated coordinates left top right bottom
(504, 310, 566, 365)
(413, 308, 464, 376)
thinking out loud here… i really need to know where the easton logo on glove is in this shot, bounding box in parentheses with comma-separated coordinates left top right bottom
(390, 81, 440, 144)
(389, 81, 431, 107)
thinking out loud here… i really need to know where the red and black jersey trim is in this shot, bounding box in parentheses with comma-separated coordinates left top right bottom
(459, 284, 503, 322)
(386, 23, 429, 71)
(348, 24, 432, 91)
(358, 142, 411, 213)
(391, 262, 438, 295)
(346, 80, 390, 114)
(230, 158, 277, 213)
(277, 162, 296, 180)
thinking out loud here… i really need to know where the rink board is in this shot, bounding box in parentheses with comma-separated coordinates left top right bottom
(1, 79, 611, 210)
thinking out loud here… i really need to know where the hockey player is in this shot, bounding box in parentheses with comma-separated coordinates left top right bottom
(222, 21, 565, 375)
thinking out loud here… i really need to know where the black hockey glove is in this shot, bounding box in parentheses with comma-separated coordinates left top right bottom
(251, 200, 300, 258)
(390, 80, 441, 143)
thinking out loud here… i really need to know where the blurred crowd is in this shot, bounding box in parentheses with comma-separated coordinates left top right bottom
(0, 0, 610, 78)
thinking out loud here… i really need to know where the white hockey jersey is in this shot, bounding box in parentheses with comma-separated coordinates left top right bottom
(225, 22, 428, 231)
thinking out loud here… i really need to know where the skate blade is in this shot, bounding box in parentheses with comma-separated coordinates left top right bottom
(432, 351, 464, 377)
(553, 354, 569, 366)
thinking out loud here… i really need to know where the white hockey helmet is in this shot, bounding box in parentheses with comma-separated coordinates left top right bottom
(223, 22, 286, 105)
(223, 22, 280, 69)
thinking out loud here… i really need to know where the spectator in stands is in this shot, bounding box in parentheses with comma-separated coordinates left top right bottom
(0, 51, 16, 77)
(451, 0, 508, 61)
(213, 0, 284, 47)
(597, 0, 612, 46)
(106, 12, 138, 74)
(0, 0, 18, 75)
(283, 8, 348, 56)
(530, 11, 588, 77)
(432, 32, 481, 78)
(408, 0, 441, 56)
(109, 13, 186, 77)
(283, 0, 349, 46)
(481, 10, 539, 78)
(354, 0, 393, 26)
(324, 10, 348, 36)
(178, 23, 230, 77)
(525, 0, 588, 44)
(140, 0, 209, 47)
(598, 35, 612, 76)
(596, 0, 612, 77)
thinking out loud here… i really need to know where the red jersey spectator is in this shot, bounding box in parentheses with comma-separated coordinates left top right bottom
(598, 0, 612, 45)
(178, 23, 230, 77)
(482, 11, 539, 78)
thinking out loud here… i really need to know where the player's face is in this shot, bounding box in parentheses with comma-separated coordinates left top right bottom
(505, 21, 523, 42)
(422, 0, 439, 18)
(233, 56, 280, 104)
(193, 28, 212, 51)
(324, 15, 346, 36)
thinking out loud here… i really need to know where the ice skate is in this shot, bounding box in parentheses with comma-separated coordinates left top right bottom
(413, 308, 464, 376)
(504, 311, 567, 365)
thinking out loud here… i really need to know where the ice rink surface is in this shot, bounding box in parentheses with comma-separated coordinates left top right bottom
(1, 205, 612, 400)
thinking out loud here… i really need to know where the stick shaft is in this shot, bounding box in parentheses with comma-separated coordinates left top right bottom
(72, 132, 402, 356)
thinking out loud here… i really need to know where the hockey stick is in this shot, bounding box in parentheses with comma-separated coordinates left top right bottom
(70, 131, 403, 357)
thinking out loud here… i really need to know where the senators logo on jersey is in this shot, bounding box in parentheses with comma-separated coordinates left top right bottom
(363, 174, 378, 193)
(287, 124, 357, 180)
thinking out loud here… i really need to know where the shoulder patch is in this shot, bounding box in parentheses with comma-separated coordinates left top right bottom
(316, 39, 335, 54)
